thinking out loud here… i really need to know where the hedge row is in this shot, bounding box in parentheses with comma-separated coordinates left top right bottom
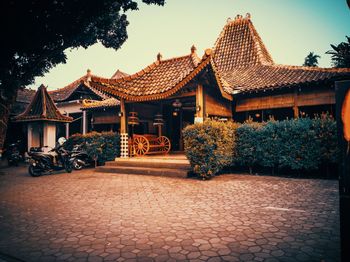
(183, 121, 239, 179)
(183, 116, 337, 179)
(65, 131, 120, 164)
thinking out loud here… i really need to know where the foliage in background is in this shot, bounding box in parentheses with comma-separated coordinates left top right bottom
(183, 116, 338, 179)
(0, 0, 164, 151)
(183, 120, 238, 179)
(303, 52, 320, 67)
(326, 36, 350, 68)
(65, 131, 120, 164)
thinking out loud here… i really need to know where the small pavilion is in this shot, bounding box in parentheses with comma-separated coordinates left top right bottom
(13, 85, 72, 150)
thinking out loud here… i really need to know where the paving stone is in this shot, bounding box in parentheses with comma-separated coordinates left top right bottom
(0, 166, 340, 262)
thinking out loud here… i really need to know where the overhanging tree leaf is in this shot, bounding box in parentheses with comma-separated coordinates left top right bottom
(0, 0, 165, 151)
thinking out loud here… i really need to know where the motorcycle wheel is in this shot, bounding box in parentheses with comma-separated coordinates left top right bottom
(28, 165, 42, 177)
(64, 162, 72, 173)
(72, 159, 84, 170)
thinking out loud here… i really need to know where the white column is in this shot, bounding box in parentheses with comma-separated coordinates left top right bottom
(119, 98, 128, 158)
(65, 113, 70, 138)
(82, 110, 87, 135)
(43, 122, 56, 148)
(27, 124, 33, 152)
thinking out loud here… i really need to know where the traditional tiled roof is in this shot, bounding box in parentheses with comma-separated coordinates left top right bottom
(13, 85, 73, 122)
(81, 14, 350, 100)
(82, 98, 120, 109)
(212, 13, 274, 72)
(212, 14, 350, 93)
(49, 71, 109, 102)
(111, 69, 129, 79)
(221, 64, 350, 93)
(16, 88, 36, 103)
(89, 46, 206, 101)
(80, 69, 126, 109)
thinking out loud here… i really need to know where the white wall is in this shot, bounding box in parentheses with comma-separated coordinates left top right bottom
(43, 122, 56, 148)
(56, 101, 82, 114)
(27, 123, 41, 151)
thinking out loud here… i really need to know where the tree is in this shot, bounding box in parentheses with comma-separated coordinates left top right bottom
(0, 0, 164, 152)
(326, 36, 350, 68)
(303, 52, 320, 67)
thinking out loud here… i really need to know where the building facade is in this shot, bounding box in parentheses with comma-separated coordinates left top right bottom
(8, 14, 350, 155)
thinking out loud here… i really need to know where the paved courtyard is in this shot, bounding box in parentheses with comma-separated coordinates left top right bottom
(0, 166, 340, 262)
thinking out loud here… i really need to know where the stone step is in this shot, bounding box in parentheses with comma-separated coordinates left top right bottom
(95, 165, 189, 178)
(105, 159, 191, 170)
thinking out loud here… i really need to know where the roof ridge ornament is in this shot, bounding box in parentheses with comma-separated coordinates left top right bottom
(86, 69, 92, 82)
(234, 14, 243, 21)
(191, 45, 197, 54)
(157, 52, 162, 62)
(245, 13, 251, 20)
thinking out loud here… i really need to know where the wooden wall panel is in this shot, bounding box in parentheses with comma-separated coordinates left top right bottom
(236, 89, 335, 112)
(205, 92, 232, 117)
(94, 112, 119, 124)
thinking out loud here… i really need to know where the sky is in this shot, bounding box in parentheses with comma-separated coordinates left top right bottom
(29, 0, 350, 90)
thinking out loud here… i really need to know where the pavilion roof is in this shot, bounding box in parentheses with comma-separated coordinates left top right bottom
(111, 69, 129, 79)
(212, 14, 350, 94)
(212, 14, 274, 72)
(89, 46, 207, 101)
(82, 97, 120, 109)
(221, 64, 350, 93)
(49, 71, 109, 102)
(13, 85, 73, 123)
(84, 14, 350, 100)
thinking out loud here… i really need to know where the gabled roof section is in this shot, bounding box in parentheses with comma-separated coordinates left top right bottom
(111, 69, 129, 79)
(213, 13, 274, 71)
(49, 70, 109, 102)
(16, 88, 36, 103)
(221, 64, 350, 93)
(89, 46, 206, 101)
(13, 85, 73, 122)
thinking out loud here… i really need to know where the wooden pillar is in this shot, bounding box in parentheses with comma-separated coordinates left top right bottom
(195, 83, 205, 123)
(82, 110, 87, 134)
(65, 112, 70, 139)
(119, 98, 128, 158)
(120, 98, 127, 133)
(293, 88, 299, 118)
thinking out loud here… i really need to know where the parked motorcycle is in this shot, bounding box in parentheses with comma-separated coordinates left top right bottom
(27, 137, 73, 177)
(4, 141, 23, 166)
(70, 143, 92, 170)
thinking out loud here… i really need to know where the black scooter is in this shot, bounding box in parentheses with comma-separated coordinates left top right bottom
(70, 143, 92, 170)
(27, 145, 73, 177)
(4, 141, 23, 166)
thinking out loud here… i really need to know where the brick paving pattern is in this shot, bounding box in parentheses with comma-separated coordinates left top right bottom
(0, 167, 339, 262)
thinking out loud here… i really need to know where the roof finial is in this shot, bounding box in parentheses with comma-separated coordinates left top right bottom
(157, 53, 162, 61)
(235, 14, 243, 20)
(245, 13, 251, 20)
(86, 69, 92, 82)
(191, 45, 197, 54)
(226, 17, 232, 23)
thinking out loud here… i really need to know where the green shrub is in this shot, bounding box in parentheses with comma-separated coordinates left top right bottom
(183, 120, 238, 179)
(312, 115, 338, 164)
(276, 118, 320, 171)
(184, 117, 338, 179)
(65, 131, 120, 164)
(235, 121, 261, 174)
(256, 120, 281, 175)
